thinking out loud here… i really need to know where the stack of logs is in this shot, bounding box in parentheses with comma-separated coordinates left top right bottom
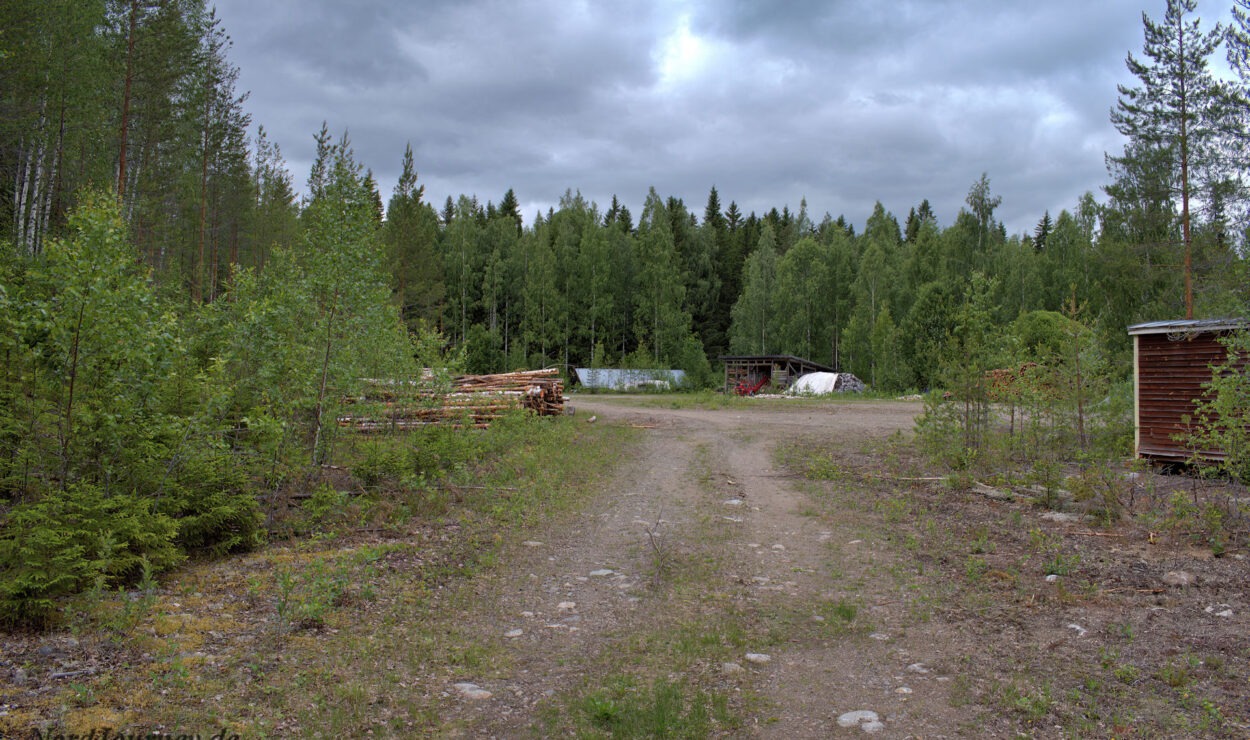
(339, 369, 566, 432)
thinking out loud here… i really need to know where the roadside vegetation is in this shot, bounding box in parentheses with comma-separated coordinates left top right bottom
(2, 410, 635, 734)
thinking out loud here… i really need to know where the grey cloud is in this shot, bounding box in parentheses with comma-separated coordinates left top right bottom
(211, 0, 1177, 235)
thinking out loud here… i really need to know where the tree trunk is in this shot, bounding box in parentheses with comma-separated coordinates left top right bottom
(1177, 14, 1194, 319)
(118, 0, 138, 199)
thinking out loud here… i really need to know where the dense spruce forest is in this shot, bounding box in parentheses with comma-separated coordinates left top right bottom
(2, 0, 1250, 624)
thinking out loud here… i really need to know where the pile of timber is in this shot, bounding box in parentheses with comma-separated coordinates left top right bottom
(339, 369, 565, 432)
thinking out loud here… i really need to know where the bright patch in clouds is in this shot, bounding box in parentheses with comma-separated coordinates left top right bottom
(655, 14, 715, 88)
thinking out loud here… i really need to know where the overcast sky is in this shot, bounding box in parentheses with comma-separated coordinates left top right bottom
(208, 0, 1220, 236)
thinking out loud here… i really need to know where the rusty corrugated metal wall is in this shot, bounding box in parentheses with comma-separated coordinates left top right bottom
(1134, 330, 1230, 462)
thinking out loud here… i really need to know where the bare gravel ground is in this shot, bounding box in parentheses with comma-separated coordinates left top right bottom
(440, 397, 948, 737)
(444, 395, 1248, 737)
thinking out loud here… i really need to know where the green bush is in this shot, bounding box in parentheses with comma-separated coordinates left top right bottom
(0, 483, 183, 627)
(354, 440, 413, 490)
(155, 449, 264, 557)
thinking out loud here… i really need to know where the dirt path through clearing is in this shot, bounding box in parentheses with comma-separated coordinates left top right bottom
(444, 397, 961, 737)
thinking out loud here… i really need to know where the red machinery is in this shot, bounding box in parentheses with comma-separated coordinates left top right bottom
(734, 377, 769, 396)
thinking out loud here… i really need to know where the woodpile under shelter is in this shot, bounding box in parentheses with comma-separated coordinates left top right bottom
(720, 355, 836, 394)
(1128, 318, 1246, 463)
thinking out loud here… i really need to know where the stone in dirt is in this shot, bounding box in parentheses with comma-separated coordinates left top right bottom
(1163, 570, 1195, 587)
(1204, 604, 1234, 618)
(1040, 511, 1082, 523)
(589, 569, 614, 577)
(906, 663, 930, 674)
(745, 652, 772, 664)
(557, 601, 576, 611)
(505, 629, 524, 638)
(838, 709, 884, 733)
(721, 662, 745, 674)
(454, 682, 493, 700)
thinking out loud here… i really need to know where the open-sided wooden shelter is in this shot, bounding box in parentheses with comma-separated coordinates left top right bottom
(719, 355, 836, 394)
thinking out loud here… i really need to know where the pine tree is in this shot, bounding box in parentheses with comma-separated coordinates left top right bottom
(1111, 0, 1234, 318)
(188, 6, 251, 302)
(248, 125, 299, 269)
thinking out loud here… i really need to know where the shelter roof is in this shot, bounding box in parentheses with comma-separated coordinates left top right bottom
(1128, 318, 1246, 336)
(719, 355, 836, 373)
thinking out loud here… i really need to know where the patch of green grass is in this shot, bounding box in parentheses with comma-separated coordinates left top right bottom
(1156, 660, 1194, 688)
(965, 556, 990, 582)
(968, 526, 995, 554)
(561, 676, 735, 738)
(1042, 551, 1081, 577)
(774, 442, 846, 481)
(815, 597, 859, 633)
(1114, 663, 1140, 684)
(998, 680, 1054, 722)
(876, 496, 912, 524)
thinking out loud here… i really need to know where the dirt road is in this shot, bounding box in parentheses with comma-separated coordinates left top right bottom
(6, 393, 1244, 735)
(444, 396, 959, 737)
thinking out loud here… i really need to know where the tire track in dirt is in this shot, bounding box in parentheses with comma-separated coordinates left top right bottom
(441, 406, 713, 735)
(444, 398, 956, 737)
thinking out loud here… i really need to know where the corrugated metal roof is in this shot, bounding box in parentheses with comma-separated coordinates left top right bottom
(1127, 318, 1246, 336)
(574, 368, 686, 389)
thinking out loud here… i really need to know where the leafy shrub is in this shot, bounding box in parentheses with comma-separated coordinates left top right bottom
(1069, 464, 1127, 525)
(1186, 330, 1250, 483)
(0, 483, 183, 627)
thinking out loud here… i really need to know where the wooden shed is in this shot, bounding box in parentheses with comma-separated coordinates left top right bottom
(719, 355, 836, 394)
(1128, 319, 1246, 463)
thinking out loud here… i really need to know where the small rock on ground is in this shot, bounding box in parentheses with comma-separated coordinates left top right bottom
(454, 682, 493, 700)
(1205, 604, 1234, 617)
(838, 709, 884, 733)
(1163, 570, 1195, 587)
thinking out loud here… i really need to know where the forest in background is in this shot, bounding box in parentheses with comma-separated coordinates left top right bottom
(3, 0, 1250, 624)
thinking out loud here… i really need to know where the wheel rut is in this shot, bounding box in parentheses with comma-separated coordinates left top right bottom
(445, 398, 944, 737)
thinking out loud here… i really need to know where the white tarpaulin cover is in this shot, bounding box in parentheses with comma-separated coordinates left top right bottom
(786, 372, 866, 395)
